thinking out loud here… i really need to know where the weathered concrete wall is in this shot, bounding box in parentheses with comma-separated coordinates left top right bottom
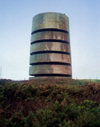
(31, 12, 69, 32)
(30, 42, 70, 53)
(30, 54, 71, 64)
(29, 12, 72, 78)
(31, 31, 69, 42)
(29, 65, 71, 75)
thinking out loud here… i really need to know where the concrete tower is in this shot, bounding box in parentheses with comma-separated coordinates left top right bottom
(29, 12, 72, 79)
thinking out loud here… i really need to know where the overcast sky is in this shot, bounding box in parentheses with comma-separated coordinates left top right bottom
(0, 0, 100, 80)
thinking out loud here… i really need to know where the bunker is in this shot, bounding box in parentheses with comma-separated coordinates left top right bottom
(29, 12, 72, 79)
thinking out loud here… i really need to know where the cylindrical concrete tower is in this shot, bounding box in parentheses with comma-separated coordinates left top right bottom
(29, 12, 72, 79)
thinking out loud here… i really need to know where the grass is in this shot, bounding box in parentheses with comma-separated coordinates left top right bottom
(0, 79, 100, 127)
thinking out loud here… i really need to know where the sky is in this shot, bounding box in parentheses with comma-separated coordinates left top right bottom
(0, 0, 100, 80)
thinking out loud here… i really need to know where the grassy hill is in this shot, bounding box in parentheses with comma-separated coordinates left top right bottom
(0, 79, 100, 127)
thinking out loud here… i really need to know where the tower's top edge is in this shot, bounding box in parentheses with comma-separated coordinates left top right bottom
(33, 12, 69, 19)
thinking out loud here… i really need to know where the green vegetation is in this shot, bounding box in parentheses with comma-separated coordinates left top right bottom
(0, 79, 100, 127)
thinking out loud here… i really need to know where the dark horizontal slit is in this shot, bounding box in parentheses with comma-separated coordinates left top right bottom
(31, 39, 69, 44)
(30, 74, 72, 77)
(31, 28, 69, 35)
(30, 51, 70, 55)
(30, 62, 71, 66)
